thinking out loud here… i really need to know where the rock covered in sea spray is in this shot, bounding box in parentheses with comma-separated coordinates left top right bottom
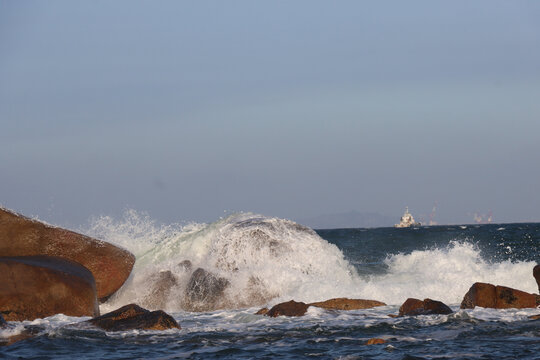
(184, 268, 230, 311)
(109, 213, 359, 312)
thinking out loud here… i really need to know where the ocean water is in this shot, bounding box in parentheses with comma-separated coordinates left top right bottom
(1, 212, 539, 359)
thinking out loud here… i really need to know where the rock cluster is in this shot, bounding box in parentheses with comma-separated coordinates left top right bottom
(260, 298, 387, 317)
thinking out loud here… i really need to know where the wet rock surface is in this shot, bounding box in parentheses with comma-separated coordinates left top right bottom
(0, 256, 99, 321)
(0, 208, 135, 301)
(309, 298, 386, 310)
(399, 298, 453, 316)
(88, 303, 180, 331)
(266, 300, 310, 317)
(460, 282, 540, 309)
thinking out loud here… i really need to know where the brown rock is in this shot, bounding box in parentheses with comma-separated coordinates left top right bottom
(0, 256, 99, 321)
(460, 282, 540, 309)
(266, 300, 309, 317)
(0, 208, 135, 301)
(184, 268, 230, 311)
(534, 265, 540, 293)
(88, 303, 180, 331)
(366, 338, 386, 345)
(529, 314, 540, 320)
(399, 298, 452, 316)
(255, 307, 269, 315)
(310, 298, 386, 311)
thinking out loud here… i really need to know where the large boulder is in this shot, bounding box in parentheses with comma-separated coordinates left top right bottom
(399, 298, 453, 316)
(266, 300, 310, 317)
(0, 256, 99, 321)
(0, 208, 135, 301)
(534, 265, 540, 293)
(460, 282, 540, 309)
(184, 268, 230, 311)
(309, 298, 386, 310)
(87, 303, 179, 331)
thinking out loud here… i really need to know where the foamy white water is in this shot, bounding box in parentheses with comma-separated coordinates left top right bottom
(83, 211, 538, 311)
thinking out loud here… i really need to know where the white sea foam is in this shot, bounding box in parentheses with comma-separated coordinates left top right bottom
(84, 211, 538, 311)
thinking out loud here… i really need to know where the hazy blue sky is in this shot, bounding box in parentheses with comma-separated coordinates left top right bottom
(2, 1, 540, 227)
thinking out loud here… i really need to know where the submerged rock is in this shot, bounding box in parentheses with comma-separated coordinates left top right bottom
(184, 268, 230, 311)
(534, 265, 540, 293)
(309, 298, 386, 310)
(366, 338, 386, 345)
(266, 300, 309, 317)
(398, 298, 452, 316)
(0, 208, 135, 301)
(0, 256, 99, 321)
(460, 282, 540, 309)
(88, 304, 180, 331)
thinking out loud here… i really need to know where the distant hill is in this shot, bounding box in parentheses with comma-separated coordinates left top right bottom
(295, 211, 395, 229)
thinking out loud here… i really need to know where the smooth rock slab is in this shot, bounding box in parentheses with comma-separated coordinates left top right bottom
(460, 282, 540, 309)
(0, 256, 99, 321)
(399, 298, 453, 316)
(309, 298, 386, 310)
(88, 304, 180, 331)
(0, 208, 135, 301)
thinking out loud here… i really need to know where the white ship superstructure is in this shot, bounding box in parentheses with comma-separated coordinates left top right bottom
(395, 207, 421, 228)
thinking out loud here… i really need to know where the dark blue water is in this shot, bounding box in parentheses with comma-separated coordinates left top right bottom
(2, 222, 539, 359)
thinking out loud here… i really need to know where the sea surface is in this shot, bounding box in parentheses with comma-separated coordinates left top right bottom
(2, 212, 539, 359)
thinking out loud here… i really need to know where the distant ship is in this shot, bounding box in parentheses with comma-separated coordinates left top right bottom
(395, 207, 421, 228)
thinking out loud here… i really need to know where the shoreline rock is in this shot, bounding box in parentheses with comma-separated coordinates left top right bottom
(0, 208, 135, 301)
(87, 303, 180, 331)
(398, 298, 453, 316)
(460, 282, 540, 309)
(266, 300, 309, 317)
(309, 298, 386, 310)
(0, 256, 99, 321)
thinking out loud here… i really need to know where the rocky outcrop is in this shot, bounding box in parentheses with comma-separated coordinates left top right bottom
(534, 265, 540, 293)
(87, 304, 179, 331)
(309, 298, 386, 310)
(0, 208, 135, 301)
(0, 256, 99, 321)
(398, 298, 452, 316)
(266, 300, 310, 317)
(184, 268, 230, 311)
(460, 282, 540, 309)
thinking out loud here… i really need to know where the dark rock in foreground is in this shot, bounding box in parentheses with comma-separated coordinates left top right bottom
(0, 208, 135, 301)
(399, 298, 453, 316)
(0, 256, 99, 321)
(460, 282, 540, 309)
(266, 300, 310, 317)
(184, 268, 230, 311)
(534, 265, 540, 293)
(88, 304, 180, 331)
(309, 298, 386, 310)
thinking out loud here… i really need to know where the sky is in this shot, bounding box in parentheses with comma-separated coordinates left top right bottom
(1, 1, 540, 228)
